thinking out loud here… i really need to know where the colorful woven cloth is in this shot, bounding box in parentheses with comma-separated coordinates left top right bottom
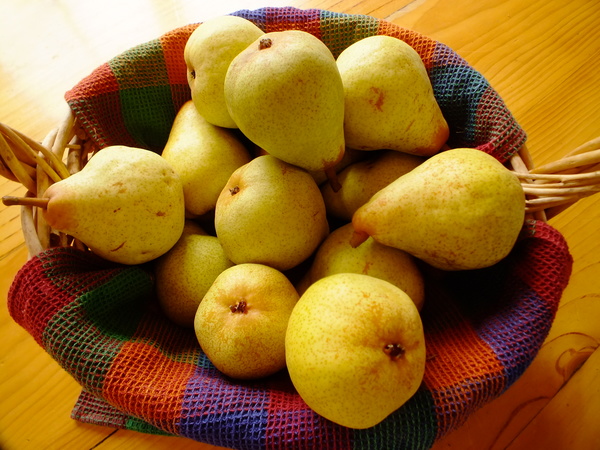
(65, 7, 526, 163)
(9, 221, 572, 448)
(7, 6, 573, 449)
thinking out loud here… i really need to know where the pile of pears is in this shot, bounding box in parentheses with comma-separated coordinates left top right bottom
(11, 15, 526, 430)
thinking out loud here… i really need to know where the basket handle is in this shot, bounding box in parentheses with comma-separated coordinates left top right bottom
(511, 140, 600, 221)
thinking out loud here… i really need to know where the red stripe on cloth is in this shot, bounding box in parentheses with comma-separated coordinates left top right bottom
(159, 23, 196, 112)
(376, 20, 438, 70)
(102, 338, 197, 435)
(65, 62, 135, 149)
(8, 248, 125, 346)
(513, 220, 573, 305)
(421, 281, 506, 437)
(100, 311, 200, 435)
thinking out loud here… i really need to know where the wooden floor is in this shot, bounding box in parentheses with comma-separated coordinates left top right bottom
(1, 0, 599, 449)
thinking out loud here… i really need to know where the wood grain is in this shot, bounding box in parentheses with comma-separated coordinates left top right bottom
(1, 0, 599, 449)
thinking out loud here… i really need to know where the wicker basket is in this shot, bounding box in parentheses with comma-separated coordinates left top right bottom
(1, 7, 599, 449)
(2, 112, 600, 258)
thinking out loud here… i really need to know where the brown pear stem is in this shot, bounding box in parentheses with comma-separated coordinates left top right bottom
(259, 37, 272, 50)
(229, 300, 248, 314)
(325, 166, 342, 193)
(349, 229, 369, 248)
(383, 343, 406, 360)
(2, 195, 49, 209)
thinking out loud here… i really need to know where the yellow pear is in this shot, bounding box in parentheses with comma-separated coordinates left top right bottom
(184, 15, 264, 128)
(336, 35, 449, 155)
(194, 263, 300, 379)
(352, 148, 526, 270)
(154, 220, 234, 327)
(162, 100, 251, 217)
(224, 30, 345, 178)
(42, 145, 185, 265)
(286, 273, 426, 429)
(214, 155, 329, 271)
(321, 150, 425, 220)
(298, 223, 424, 310)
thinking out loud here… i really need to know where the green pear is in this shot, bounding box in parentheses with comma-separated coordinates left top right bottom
(162, 100, 251, 218)
(298, 223, 424, 310)
(154, 220, 234, 328)
(352, 148, 526, 271)
(214, 155, 329, 271)
(336, 35, 449, 155)
(286, 272, 426, 429)
(321, 150, 425, 220)
(42, 145, 185, 265)
(184, 15, 264, 128)
(194, 263, 299, 379)
(224, 30, 345, 176)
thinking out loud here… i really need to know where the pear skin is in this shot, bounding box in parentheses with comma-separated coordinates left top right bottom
(155, 220, 234, 328)
(321, 150, 425, 220)
(184, 15, 264, 128)
(42, 145, 185, 265)
(352, 148, 525, 271)
(298, 223, 424, 310)
(224, 30, 345, 173)
(194, 263, 299, 379)
(214, 155, 329, 271)
(162, 100, 251, 217)
(336, 35, 449, 155)
(286, 273, 426, 429)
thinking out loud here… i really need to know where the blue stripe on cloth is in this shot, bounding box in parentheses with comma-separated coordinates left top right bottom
(429, 62, 489, 147)
(178, 364, 270, 449)
(474, 285, 556, 387)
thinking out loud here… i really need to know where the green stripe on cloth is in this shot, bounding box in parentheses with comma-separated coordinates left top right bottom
(108, 39, 176, 151)
(319, 10, 379, 58)
(118, 85, 176, 151)
(352, 390, 437, 449)
(41, 265, 153, 395)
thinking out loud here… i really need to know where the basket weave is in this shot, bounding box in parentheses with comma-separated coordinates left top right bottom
(1, 6, 598, 450)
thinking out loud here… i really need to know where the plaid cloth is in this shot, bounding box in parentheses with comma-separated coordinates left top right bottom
(7, 7, 573, 449)
(65, 7, 526, 163)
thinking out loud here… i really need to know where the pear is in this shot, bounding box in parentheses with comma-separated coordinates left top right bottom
(321, 150, 425, 221)
(154, 220, 234, 328)
(194, 263, 300, 379)
(224, 30, 345, 179)
(161, 100, 251, 217)
(41, 145, 185, 265)
(336, 35, 449, 155)
(184, 15, 264, 128)
(298, 223, 424, 310)
(352, 148, 526, 271)
(214, 155, 329, 271)
(286, 273, 426, 429)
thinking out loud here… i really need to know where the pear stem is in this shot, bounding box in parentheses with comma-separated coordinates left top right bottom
(349, 229, 369, 248)
(2, 195, 49, 209)
(384, 343, 405, 360)
(229, 300, 248, 314)
(259, 37, 272, 50)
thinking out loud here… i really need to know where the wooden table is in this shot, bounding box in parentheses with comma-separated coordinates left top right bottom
(1, 1, 599, 448)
